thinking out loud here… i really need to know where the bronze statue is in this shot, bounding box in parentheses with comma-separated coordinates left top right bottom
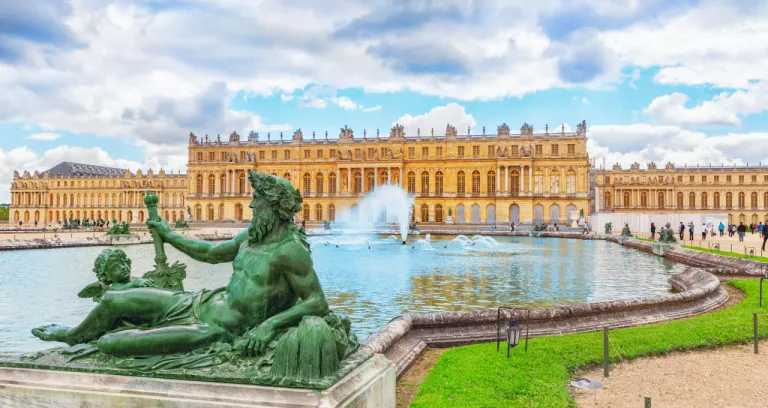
(31, 172, 358, 384)
(621, 223, 632, 237)
(658, 222, 678, 244)
(604, 222, 612, 234)
(77, 248, 155, 301)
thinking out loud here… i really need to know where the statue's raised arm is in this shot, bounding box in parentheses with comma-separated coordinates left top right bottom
(146, 219, 243, 264)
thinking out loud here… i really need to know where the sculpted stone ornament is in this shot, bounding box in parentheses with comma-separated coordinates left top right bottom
(23, 172, 361, 389)
(621, 223, 632, 237)
(604, 222, 612, 234)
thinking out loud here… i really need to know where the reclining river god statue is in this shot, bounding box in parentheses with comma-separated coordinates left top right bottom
(27, 171, 361, 387)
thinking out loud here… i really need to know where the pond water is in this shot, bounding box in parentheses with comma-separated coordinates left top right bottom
(0, 235, 684, 352)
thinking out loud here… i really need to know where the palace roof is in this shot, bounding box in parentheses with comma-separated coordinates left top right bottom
(46, 162, 128, 177)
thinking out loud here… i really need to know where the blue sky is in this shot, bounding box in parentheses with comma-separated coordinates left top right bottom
(2, 0, 768, 202)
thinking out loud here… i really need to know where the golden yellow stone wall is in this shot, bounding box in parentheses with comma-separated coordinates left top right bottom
(186, 123, 591, 224)
(596, 162, 768, 225)
(9, 168, 187, 225)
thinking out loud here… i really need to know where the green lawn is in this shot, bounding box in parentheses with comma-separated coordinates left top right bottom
(636, 237, 655, 243)
(0, 207, 8, 221)
(410, 280, 768, 407)
(683, 245, 768, 263)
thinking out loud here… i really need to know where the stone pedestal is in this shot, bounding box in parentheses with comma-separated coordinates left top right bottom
(653, 242, 678, 257)
(0, 354, 396, 408)
(445, 216, 454, 224)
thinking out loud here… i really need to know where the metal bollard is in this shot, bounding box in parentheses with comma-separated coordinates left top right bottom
(755, 313, 759, 354)
(645, 397, 651, 408)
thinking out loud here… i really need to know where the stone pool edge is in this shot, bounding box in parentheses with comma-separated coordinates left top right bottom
(362, 232, 765, 379)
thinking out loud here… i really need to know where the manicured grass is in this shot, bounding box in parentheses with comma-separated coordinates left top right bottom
(636, 237, 655, 243)
(410, 280, 768, 408)
(683, 245, 768, 263)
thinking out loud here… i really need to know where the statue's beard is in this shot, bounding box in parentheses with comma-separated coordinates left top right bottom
(248, 208, 277, 246)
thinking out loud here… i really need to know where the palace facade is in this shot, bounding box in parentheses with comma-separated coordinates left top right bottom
(9, 162, 188, 225)
(595, 162, 768, 225)
(185, 122, 592, 225)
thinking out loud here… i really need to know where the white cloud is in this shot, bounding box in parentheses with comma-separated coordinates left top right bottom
(582, 97, 589, 104)
(363, 105, 382, 112)
(27, 133, 62, 141)
(393, 103, 477, 136)
(588, 124, 768, 169)
(644, 81, 768, 128)
(280, 93, 295, 102)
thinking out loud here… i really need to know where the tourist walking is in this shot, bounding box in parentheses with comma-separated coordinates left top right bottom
(679, 222, 685, 240)
(702, 224, 707, 240)
(510, 221, 515, 232)
(688, 222, 694, 241)
(762, 219, 768, 251)
(719, 222, 725, 237)
(737, 222, 747, 242)
(650, 222, 656, 240)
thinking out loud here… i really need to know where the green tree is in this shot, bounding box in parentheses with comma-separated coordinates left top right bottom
(0, 207, 9, 221)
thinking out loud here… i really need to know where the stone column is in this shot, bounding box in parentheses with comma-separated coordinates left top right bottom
(347, 168, 351, 194)
(496, 166, 500, 193)
(374, 167, 378, 189)
(520, 166, 524, 192)
(387, 168, 391, 185)
(399, 167, 404, 187)
(529, 167, 533, 193)
(504, 168, 508, 193)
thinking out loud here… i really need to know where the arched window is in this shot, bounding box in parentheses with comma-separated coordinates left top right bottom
(220, 174, 226, 193)
(457, 171, 466, 195)
(701, 192, 708, 208)
(640, 192, 648, 208)
(471, 170, 481, 195)
(435, 171, 444, 195)
(380, 171, 388, 185)
(238, 172, 245, 194)
(315, 204, 323, 221)
(604, 192, 612, 208)
(566, 170, 576, 194)
(751, 192, 758, 208)
(623, 192, 631, 207)
(689, 192, 696, 208)
(218, 204, 224, 221)
(303, 204, 310, 221)
(208, 174, 216, 194)
(328, 204, 336, 221)
(207, 204, 214, 221)
(726, 192, 733, 208)
(549, 170, 559, 194)
(510, 170, 520, 194)
(435, 204, 443, 223)
(738, 192, 746, 208)
(421, 171, 430, 195)
(487, 170, 496, 195)
(407, 172, 416, 194)
(366, 171, 375, 192)
(196, 174, 203, 194)
(677, 192, 684, 208)
(234, 204, 243, 221)
(658, 191, 665, 208)
(533, 170, 543, 194)
(303, 173, 311, 196)
(195, 205, 202, 221)
(354, 172, 362, 194)
(315, 173, 324, 195)
(714, 192, 721, 208)
(420, 204, 429, 222)
(329, 173, 337, 196)
(764, 192, 768, 208)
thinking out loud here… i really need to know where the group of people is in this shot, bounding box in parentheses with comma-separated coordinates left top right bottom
(649, 219, 768, 250)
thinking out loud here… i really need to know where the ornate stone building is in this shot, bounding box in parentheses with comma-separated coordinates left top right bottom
(595, 162, 768, 225)
(9, 162, 188, 225)
(186, 121, 591, 224)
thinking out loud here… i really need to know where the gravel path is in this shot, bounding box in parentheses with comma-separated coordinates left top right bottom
(573, 340, 768, 408)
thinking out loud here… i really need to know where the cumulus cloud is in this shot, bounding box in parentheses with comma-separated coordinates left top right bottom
(297, 85, 381, 112)
(644, 81, 768, 128)
(393, 103, 477, 136)
(588, 124, 768, 169)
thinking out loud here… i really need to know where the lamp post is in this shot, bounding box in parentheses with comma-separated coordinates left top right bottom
(497, 307, 531, 357)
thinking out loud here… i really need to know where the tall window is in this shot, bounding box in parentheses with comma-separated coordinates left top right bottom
(604, 192, 612, 208)
(726, 192, 733, 208)
(472, 146, 480, 156)
(471, 170, 481, 195)
(220, 174, 226, 193)
(677, 193, 683, 208)
(208, 174, 216, 194)
(315, 204, 322, 221)
(303, 173, 311, 196)
(738, 192, 746, 208)
(421, 171, 430, 194)
(329, 173, 337, 196)
(640, 192, 648, 208)
(457, 171, 466, 194)
(510, 170, 520, 194)
(658, 192, 665, 208)
(457, 146, 465, 157)
(624, 192, 631, 207)
(422, 147, 428, 157)
(354, 172, 362, 194)
(701, 192, 708, 208)
(551, 144, 559, 155)
(303, 204, 310, 221)
(196, 174, 203, 194)
(316, 173, 324, 195)
(751, 192, 758, 208)
(550, 170, 560, 194)
(328, 204, 336, 221)
(420, 204, 429, 222)
(366, 171, 375, 192)
(533, 170, 543, 194)
(764, 192, 768, 208)
(714, 192, 721, 208)
(689, 192, 696, 208)
(435, 204, 443, 223)
(380, 172, 388, 185)
(407, 172, 416, 194)
(435, 171, 444, 195)
(487, 171, 496, 195)
(566, 170, 576, 194)
(207, 205, 214, 221)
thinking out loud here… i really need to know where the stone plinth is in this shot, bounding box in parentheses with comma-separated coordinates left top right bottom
(652, 242, 678, 256)
(445, 216, 454, 224)
(0, 354, 396, 408)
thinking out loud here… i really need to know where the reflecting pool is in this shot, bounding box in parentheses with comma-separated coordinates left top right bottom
(0, 235, 684, 352)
